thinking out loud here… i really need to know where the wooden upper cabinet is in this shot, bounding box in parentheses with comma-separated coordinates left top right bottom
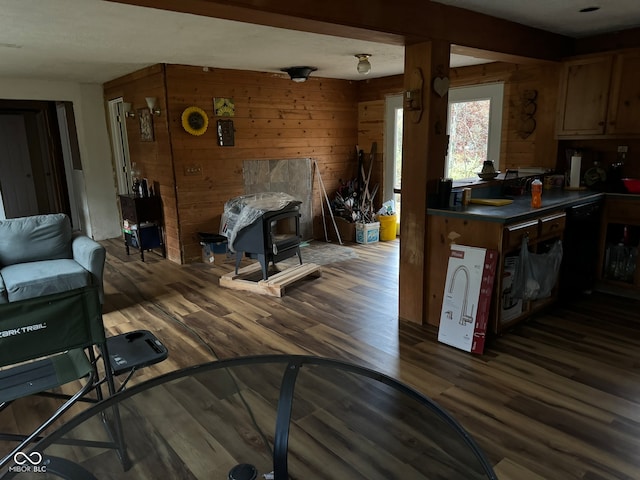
(556, 55, 613, 136)
(556, 51, 640, 138)
(607, 51, 640, 135)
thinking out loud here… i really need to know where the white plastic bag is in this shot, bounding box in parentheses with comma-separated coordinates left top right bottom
(512, 236, 563, 301)
(377, 199, 395, 216)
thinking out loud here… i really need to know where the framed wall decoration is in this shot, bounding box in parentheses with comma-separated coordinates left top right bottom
(181, 106, 209, 136)
(217, 119, 235, 146)
(214, 97, 235, 117)
(138, 108, 154, 142)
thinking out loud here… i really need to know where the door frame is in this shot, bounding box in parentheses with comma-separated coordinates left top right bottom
(0, 100, 74, 222)
(55, 103, 82, 229)
(0, 114, 39, 218)
(108, 98, 132, 195)
(384, 94, 403, 202)
(384, 93, 403, 224)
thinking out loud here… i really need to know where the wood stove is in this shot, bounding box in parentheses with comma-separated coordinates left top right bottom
(232, 202, 302, 280)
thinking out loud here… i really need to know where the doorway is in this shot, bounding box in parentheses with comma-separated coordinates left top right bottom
(384, 94, 403, 231)
(0, 114, 39, 218)
(0, 100, 77, 225)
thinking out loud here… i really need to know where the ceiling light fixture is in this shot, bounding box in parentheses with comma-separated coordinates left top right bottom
(355, 54, 372, 75)
(281, 66, 317, 83)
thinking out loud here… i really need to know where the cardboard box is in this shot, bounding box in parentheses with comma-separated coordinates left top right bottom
(355, 221, 380, 244)
(326, 217, 356, 243)
(437, 245, 498, 354)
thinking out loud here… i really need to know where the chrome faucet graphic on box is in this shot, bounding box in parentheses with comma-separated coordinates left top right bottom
(447, 265, 475, 325)
(438, 245, 498, 354)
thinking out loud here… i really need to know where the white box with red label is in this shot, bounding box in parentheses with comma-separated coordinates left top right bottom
(437, 245, 497, 354)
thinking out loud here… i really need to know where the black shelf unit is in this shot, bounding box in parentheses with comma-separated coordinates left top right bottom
(119, 194, 165, 262)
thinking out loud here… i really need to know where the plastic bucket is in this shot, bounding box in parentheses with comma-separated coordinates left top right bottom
(378, 214, 397, 241)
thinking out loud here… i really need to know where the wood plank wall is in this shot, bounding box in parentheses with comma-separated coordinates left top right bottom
(103, 61, 562, 264)
(450, 61, 561, 171)
(558, 138, 640, 177)
(356, 62, 563, 184)
(106, 64, 360, 263)
(103, 65, 182, 263)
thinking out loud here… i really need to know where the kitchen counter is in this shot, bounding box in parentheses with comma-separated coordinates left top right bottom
(426, 189, 605, 334)
(428, 190, 605, 223)
(426, 189, 640, 334)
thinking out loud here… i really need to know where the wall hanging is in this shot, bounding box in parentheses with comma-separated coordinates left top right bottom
(217, 119, 235, 146)
(138, 108, 154, 141)
(214, 97, 235, 117)
(517, 89, 538, 139)
(405, 68, 424, 123)
(181, 106, 209, 136)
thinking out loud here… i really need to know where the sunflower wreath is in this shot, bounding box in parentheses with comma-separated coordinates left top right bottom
(181, 106, 209, 136)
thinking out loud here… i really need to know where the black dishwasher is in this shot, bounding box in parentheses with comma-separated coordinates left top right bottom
(560, 201, 602, 299)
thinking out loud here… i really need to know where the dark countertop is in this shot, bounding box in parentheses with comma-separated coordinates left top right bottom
(428, 190, 607, 224)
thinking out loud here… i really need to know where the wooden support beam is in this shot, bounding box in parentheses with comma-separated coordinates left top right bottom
(108, 0, 572, 61)
(398, 40, 450, 324)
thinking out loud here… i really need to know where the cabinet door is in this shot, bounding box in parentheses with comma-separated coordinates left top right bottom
(503, 220, 539, 252)
(607, 52, 640, 135)
(539, 212, 566, 241)
(556, 55, 613, 136)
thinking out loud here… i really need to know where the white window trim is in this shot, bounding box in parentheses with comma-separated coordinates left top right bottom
(446, 82, 504, 178)
(384, 93, 403, 203)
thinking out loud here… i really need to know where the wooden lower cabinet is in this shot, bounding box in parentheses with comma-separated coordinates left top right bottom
(427, 210, 566, 334)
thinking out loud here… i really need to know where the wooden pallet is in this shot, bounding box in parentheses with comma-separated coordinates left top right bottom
(219, 262, 322, 297)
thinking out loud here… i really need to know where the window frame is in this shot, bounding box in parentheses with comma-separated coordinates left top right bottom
(445, 82, 505, 180)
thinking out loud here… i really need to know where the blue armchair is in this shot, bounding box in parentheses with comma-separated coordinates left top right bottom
(0, 214, 106, 304)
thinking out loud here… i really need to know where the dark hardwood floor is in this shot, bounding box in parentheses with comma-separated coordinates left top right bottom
(3, 238, 640, 479)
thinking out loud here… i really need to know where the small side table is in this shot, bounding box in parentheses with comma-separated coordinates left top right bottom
(106, 330, 168, 391)
(119, 194, 165, 261)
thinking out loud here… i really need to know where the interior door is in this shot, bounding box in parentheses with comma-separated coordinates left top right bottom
(0, 114, 39, 218)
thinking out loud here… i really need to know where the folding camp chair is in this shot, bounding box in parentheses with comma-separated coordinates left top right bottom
(0, 286, 129, 470)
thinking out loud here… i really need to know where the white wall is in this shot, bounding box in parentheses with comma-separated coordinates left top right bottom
(0, 78, 121, 240)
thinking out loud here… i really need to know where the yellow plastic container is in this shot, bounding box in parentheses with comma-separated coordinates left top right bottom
(378, 214, 397, 241)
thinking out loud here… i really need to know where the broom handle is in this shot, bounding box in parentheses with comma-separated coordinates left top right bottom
(315, 161, 329, 242)
(314, 159, 343, 245)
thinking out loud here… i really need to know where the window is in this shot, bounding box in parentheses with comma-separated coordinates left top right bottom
(446, 83, 504, 180)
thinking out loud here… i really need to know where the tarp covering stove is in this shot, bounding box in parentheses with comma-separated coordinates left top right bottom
(220, 192, 303, 281)
(220, 192, 300, 252)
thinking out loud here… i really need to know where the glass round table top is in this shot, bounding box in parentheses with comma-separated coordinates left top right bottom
(3, 355, 497, 479)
